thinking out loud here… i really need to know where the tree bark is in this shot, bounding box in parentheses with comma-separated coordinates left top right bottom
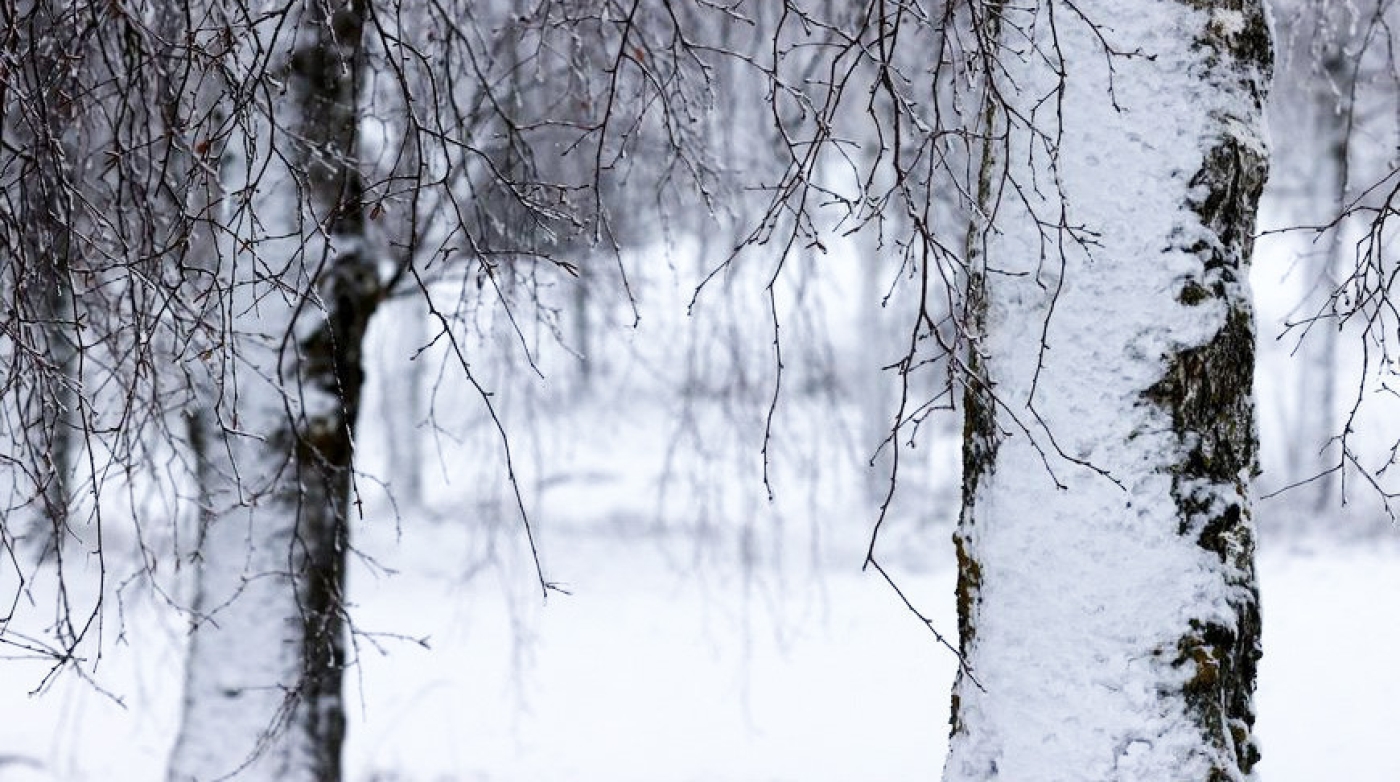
(948, 2, 1270, 779)
(167, 1, 377, 779)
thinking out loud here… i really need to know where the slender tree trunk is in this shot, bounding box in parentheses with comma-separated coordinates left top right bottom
(1292, 49, 1351, 512)
(573, 263, 593, 391)
(947, 2, 1270, 779)
(379, 294, 425, 508)
(167, 1, 378, 779)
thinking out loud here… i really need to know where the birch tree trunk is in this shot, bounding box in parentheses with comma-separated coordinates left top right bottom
(948, 2, 1270, 779)
(1291, 48, 1351, 512)
(167, 1, 377, 779)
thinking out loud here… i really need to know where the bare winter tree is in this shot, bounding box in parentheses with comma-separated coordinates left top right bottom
(168, 0, 719, 775)
(680, 1, 1270, 777)
(1268, 0, 1358, 511)
(1, 0, 727, 778)
(159, 0, 378, 775)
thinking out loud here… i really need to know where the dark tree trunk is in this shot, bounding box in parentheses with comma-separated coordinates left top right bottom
(168, 1, 378, 779)
(285, 1, 377, 775)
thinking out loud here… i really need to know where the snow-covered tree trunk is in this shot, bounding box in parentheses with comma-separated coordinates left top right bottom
(167, 1, 377, 779)
(947, 2, 1269, 780)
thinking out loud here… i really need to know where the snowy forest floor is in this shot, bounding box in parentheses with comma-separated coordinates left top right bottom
(1, 516, 1396, 781)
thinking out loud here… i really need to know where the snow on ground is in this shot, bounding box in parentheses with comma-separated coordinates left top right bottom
(1253, 529, 1400, 782)
(342, 522, 952, 782)
(335, 497, 1400, 781)
(2, 408, 1397, 782)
